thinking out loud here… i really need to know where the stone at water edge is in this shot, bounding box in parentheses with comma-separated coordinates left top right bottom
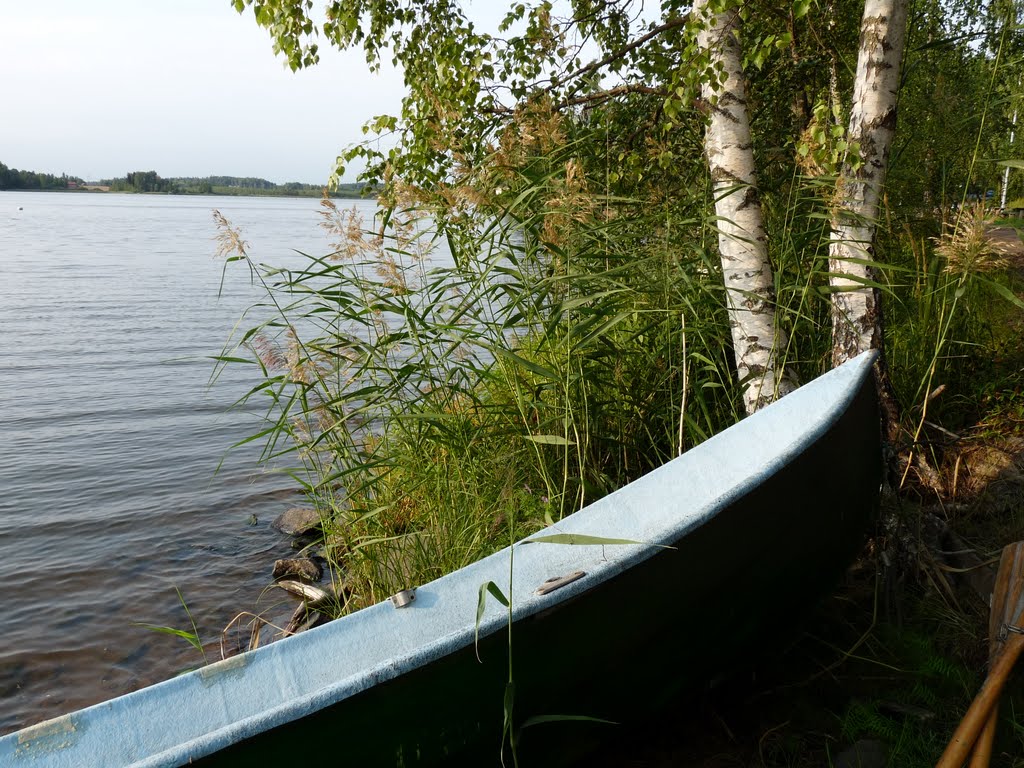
(271, 507, 322, 537)
(272, 558, 323, 583)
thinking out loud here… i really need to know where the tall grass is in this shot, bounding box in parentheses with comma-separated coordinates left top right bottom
(887, 205, 1010, 411)
(214, 132, 771, 613)
(214, 94, 1022, 618)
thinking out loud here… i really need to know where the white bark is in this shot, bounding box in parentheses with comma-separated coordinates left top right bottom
(696, 1, 798, 415)
(829, 0, 908, 366)
(1001, 104, 1018, 210)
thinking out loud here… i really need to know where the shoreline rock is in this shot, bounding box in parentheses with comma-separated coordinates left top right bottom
(270, 507, 322, 537)
(272, 558, 323, 583)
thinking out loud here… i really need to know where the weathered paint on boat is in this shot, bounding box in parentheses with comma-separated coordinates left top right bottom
(1, 352, 880, 766)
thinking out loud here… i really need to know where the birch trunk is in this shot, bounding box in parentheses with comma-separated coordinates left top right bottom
(829, 0, 907, 439)
(829, 0, 907, 364)
(696, 1, 798, 415)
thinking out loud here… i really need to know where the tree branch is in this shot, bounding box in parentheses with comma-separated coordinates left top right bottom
(481, 83, 664, 114)
(557, 84, 665, 109)
(554, 16, 688, 95)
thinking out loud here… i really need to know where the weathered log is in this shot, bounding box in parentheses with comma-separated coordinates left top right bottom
(275, 580, 331, 606)
(282, 604, 323, 636)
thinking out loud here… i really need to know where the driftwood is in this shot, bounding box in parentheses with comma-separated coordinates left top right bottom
(282, 603, 326, 636)
(273, 580, 341, 637)
(275, 580, 332, 606)
(917, 512, 996, 605)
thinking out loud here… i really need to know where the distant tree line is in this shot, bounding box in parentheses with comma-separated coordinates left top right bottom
(102, 171, 368, 198)
(0, 162, 83, 190)
(0, 162, 368, 198)
(203, 175, 277, 189)
(106, 170, 177, 193)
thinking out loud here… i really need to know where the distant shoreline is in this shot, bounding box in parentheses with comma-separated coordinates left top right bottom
(2, 187, 368, 200)
(0, 163, 371, 199)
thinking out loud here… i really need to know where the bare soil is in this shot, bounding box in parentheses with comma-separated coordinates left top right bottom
(986, 227, 1024, 258)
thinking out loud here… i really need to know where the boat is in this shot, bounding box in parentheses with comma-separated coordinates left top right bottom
(1, 351, 880, 767)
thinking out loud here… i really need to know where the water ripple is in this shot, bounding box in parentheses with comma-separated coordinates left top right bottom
(0, 190, 356, 735)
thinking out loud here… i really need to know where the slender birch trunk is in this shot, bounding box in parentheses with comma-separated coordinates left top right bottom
(696, 1, 798, 415)
(1001, 100, 1018, 210)
(829, 0, 907, 438)
(828, 0, 905, 355)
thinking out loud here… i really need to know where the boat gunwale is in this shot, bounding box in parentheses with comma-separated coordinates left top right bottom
(2, 351, 879, 767)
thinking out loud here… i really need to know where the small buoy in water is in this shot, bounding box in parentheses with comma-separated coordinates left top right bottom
(247, 513, 258, 526)
(17, 206, 23, 211)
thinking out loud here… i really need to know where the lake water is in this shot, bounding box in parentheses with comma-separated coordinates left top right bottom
(0, 191, 376, 735)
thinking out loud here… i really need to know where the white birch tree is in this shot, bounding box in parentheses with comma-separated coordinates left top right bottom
(238, 0, 912, 423)
(695, 0, 799, 415)
(828, 0, 908, 432)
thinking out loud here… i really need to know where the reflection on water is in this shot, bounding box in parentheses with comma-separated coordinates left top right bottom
(0, 191, 373, 735)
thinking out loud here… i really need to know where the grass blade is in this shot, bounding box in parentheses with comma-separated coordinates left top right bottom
(475, 580, 510, 662)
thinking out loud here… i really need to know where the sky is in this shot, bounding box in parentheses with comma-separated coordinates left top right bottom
(0, 1, 407, 184)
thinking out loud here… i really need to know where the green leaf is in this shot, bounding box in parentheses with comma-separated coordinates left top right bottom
(520, 714, 618, 729)
(474, 580, 509, 661)
(523, 434, 576, 446)
(523, 533, 641, 546)
(486, 580, 510, 607)
(557, 290, 624, 312)
(572, 310, 632, 349)
(134, 623, 203, 652)
(976, 276, 1024, 310)
(493, 347, 560, 381)
(502, 680, 517, 758)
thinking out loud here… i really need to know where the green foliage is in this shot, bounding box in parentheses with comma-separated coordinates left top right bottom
(522, 533, 641, 546)
(120, 170, 175, 193)
(475, 580, 509, 661)
(0, 161, 83, 190)
(227, 0, 1024, 241)
(98, 172, 366, 197)
(228, 0, 1024, 417)
(213, 24, 1024, 615)
(214, 121, 768, 611)
(887, 0, 1000, 213)
(837, 628, 974, 767)
(232, 1, 724, 193)
(210, 5, 1024, 761)
(883, 203, 1024, 433)
(218, 0, 1024, 602)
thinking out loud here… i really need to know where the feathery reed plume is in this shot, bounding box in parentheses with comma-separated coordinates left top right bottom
(542, 158, 594, 247)
(212, 210, 249, 260)
(318, 195, 376, 261)
(250, 333, 287, 372)
(285, 326, 318, 384)
(935, 204, 1009, 276)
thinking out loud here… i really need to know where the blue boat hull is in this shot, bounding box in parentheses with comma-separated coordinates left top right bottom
(3, 353, 880, 767)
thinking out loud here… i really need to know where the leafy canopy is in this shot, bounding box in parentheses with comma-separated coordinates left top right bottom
(232, 0, 785, 194)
